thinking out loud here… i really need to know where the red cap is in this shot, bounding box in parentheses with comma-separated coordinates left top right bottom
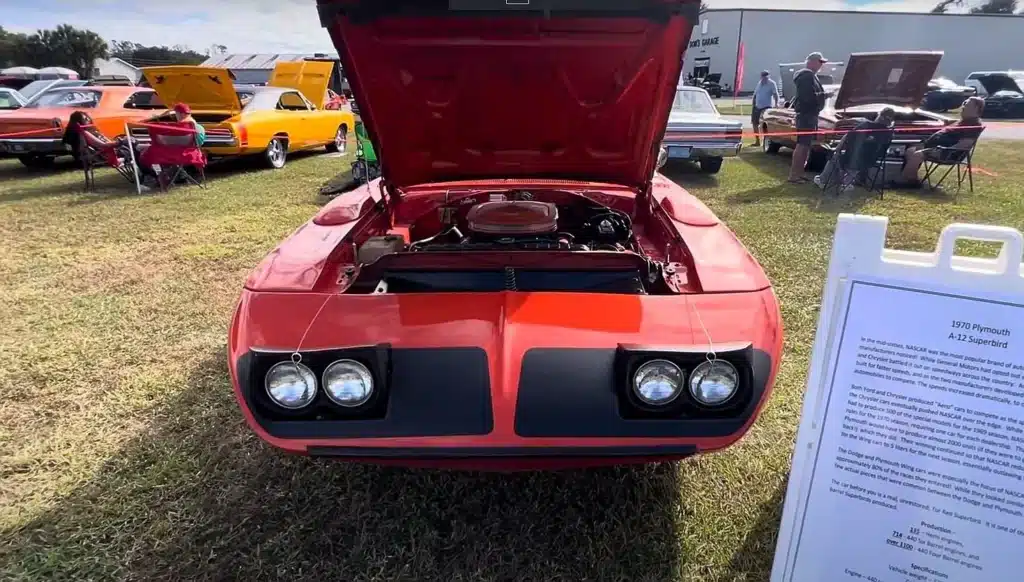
(173, 102, 191, 115)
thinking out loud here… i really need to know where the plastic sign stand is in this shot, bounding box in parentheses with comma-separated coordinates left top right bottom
(771, 214, 1024, 582)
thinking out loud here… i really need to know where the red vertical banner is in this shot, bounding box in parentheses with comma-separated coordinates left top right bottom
(734, 42, 745, 97)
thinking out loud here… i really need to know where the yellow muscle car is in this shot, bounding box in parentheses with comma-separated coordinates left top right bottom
(130, 60, 355, 168)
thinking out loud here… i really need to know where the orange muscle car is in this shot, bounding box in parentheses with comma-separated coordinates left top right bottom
(759, 51, 954, 170)
(0, 85, 166, 167)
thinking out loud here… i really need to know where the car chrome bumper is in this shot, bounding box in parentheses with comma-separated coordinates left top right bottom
(129, 135, 238, 147)
(0, 138, 67, 155)
(661, 140, 742, 158)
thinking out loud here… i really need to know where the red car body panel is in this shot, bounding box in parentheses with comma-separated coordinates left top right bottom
(229, 0, 783, 470)
(319, 0, 694, 190)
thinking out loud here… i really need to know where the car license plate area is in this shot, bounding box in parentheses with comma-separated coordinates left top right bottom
(668, 146, 691, 159)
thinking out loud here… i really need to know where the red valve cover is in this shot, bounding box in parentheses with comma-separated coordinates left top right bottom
(466, 201, 559, 235)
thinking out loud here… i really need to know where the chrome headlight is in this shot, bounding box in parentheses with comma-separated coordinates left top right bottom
(689, 360, 740, 406)
(323, 359, 374, 407)
(632, 359, 684, 406)
(265, 361, 318, 409)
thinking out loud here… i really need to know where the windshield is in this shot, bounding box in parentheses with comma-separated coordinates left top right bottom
(0, 91, 21, 109)
(17, 80, 52, 100)
(25, 89, 101, 109)
(671, 89, 717, 114)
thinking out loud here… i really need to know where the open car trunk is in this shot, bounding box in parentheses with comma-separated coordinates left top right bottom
(315, 0, 701, 190)
(976, 74, 1023, 96)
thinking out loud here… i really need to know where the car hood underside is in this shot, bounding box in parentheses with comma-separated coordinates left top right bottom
(316, 0, 700, 190)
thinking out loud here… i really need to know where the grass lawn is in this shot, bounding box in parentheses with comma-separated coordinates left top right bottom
(1, 142, 1023, 581)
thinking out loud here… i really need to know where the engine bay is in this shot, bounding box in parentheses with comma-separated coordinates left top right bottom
(344, 188, 691, 295)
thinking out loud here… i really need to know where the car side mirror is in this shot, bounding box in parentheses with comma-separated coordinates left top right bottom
(656, 147, 668, 171)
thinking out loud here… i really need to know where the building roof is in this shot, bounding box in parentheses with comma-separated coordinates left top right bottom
(201, 53, 339, 70)
(94, 57, 140, 72)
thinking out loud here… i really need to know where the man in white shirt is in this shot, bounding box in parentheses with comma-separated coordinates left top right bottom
(751, 70, 779, 147)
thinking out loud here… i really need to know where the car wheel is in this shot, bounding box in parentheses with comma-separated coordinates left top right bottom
(264, 137, 287, 169)
(762, 126, 781, 154)
(326, 125, 347, 153)
(17, 154, 55, 169)
(699, 157, 723, 174)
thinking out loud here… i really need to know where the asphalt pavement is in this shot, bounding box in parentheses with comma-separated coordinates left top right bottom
(720, 115, 1024, 141)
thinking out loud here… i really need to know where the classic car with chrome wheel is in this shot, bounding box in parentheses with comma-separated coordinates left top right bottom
(228, 0, 783, 470)
(761, 51, 954, 171)
(661, 84, 742, 174)
(130, 61, 355, 169)
(0, 85, 166, 167)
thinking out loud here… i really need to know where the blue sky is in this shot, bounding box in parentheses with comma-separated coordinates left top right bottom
(3, 0, 956, 54)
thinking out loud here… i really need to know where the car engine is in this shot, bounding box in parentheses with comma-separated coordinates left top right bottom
(347, 189, 681, 295)
(401, 191, 636, 254)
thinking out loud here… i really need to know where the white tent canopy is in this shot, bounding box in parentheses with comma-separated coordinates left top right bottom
(36, 66, 80, 80)
(0, 66, 40, 78)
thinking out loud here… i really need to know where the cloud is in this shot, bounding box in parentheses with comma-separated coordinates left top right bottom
(4, 0, 968, 55)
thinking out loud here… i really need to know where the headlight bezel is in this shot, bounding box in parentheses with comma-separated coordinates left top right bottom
(688, 359, 741, 408)
(263, 360, 319, 410)
(631, 358, 685, 407)
(247, 344, 391, 421)
(322, 358, 375, 408)
(616, 345, 754, 419)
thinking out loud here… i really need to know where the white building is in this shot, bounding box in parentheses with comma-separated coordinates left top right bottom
(91, 58, 142, 83)
(684, 9, 1024, 96)
(201, 53, 344, 87)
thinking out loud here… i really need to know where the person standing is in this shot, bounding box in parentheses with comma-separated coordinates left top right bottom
(751, 70, 779, 147)
(787, 52, 834, 184)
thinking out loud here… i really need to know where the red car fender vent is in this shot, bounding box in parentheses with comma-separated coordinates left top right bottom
(313, 190, 377, 225)
(658, 196, 719, 227)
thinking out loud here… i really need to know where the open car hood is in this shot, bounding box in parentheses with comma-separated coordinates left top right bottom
(703, 73, 722, 83)
(141, 66, 242, 112)
(977, 74, 1023, 96)
(268, 60, 334, 109)
(834, 51, 942, 110)
(316, 0, 700, 190)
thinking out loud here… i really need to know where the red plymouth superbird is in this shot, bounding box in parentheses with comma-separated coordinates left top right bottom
(228, 0, 783, 470)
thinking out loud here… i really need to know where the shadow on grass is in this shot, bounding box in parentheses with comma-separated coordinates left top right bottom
(0, 157, 80, 180)
(1, 350, 685, 582)
(716, 481, 787, 582)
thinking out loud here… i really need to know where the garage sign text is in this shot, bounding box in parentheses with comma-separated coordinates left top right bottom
(689, 36, 720, 48)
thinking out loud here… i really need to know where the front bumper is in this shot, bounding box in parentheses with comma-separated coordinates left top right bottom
(661, 140, 742, 159)
(232, 343, 775, 466)
(0, 138, 68, 155)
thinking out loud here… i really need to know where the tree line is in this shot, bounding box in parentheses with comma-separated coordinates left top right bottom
(933, 0, 1023, 13)
(0, 24, 217, 76)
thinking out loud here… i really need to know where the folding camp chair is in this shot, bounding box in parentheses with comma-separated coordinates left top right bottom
(139, 122, 207, 192)
(79, 130, 141, 194)
(921, 131, 983, 195)
(818, 125, 894, 198)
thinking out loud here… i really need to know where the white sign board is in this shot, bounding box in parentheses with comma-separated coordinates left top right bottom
(771, 215, 1024, 582)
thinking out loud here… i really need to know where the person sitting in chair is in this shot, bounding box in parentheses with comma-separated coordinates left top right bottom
(66, 111, 152, 174)
(171, 103, 206, 146)
(899, 96, 985, 185)
(813, 107, 896, 193)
